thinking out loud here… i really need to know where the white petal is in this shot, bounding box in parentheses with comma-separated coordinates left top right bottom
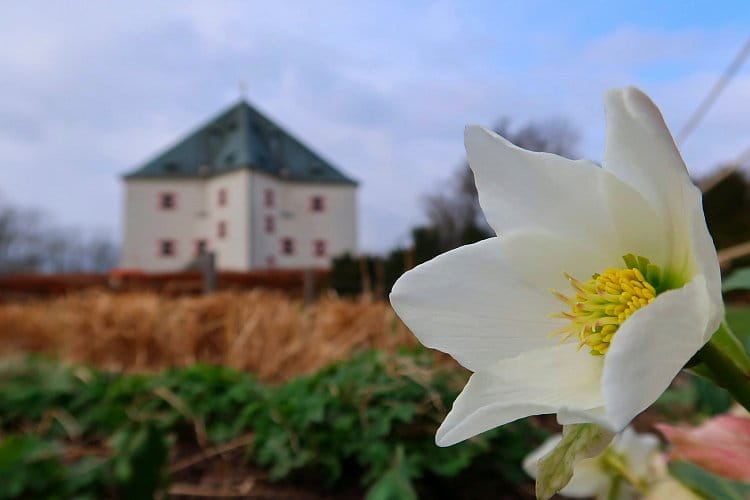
(560, 459, 610, 498)
(499, 230, 618, 294)
(464, 125, 667, 267)
(523, 435, 608, 498)
(686, 190, 724, 340)
(522, 435, 562, 478)
(603, 276, 711, 430)
(603, 87, 697, 277)
(612, 427, 659, 478)
(644, 479, 704, 500)
(604, 87, 722, 339)
(390, 238, 561, 372)
(557, 406, 611, 428)
(436, 343, 603, 446)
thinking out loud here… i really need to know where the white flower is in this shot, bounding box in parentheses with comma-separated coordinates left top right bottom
(523, 427, 660, 499)
(390, 87, 723, 446)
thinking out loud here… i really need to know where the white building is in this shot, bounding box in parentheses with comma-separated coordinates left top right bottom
(121, 100, 358, 271)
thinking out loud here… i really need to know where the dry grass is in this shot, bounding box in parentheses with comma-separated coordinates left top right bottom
(0, 290, 419, 383)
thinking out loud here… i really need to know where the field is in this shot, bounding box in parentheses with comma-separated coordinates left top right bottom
(0, 289, 547, 499)
(2, 290, 750, 498)
(0, 290, 415, 383)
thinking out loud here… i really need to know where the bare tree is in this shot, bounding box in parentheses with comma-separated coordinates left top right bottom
(0, 200, 45, 273)
(0, 195, 118, 274)
(494, 117, 579, 158)
(423, 117, 579, 251)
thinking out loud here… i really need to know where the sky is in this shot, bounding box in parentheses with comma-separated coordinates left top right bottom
(2, 1, 750, 253)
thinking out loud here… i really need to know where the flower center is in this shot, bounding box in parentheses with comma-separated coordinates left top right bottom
(551, 254, 662, 356)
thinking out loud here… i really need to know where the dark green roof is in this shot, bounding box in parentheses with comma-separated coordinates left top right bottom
(123, 101, 357, 185)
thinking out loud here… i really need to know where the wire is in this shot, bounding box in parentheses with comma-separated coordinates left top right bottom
(677, 36, 750, 145)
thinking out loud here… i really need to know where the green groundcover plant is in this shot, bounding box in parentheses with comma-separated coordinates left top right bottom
(1, 339, 747, 498)
(0, 349, 547, 499)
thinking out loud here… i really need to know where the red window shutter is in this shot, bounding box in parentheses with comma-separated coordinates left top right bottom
(194, 239, 208, 256)
(281, 238, 294, 255)
(159, 192, 177, 210)
(310, 195, 325, 212)
(158, 239, 176, 257)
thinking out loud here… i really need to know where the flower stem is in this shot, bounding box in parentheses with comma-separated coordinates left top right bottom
(694, 322, 750, 413)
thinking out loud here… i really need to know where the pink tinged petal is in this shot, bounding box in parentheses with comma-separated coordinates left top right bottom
(602, 276, 711, 430)
(389, 237, 561, 372)
(435, 343, 604, 446)
(464, 125, 668, 267)
(602, 88, 706, 280)
(656, 415, 750, 482)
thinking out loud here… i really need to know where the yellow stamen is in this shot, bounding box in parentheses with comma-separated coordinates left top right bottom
(550, 255, 661, 356)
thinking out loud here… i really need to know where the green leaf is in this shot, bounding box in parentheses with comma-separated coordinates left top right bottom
(365, 447, 418, 500)
(111, 424, 170, 499)
(722, 267, 750, 292)
(725, 306, 750, 352)
(669, 461, 750, 500)
(708, 322, 750, 373)
(535, 424, 612, 500)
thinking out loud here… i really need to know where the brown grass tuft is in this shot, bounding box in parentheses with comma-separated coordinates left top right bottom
(0, 290, 420, 383)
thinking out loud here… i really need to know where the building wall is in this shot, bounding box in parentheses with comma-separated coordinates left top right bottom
(121, 178, 206, 271)
(206, 169, 251, 270)
(249, 171, 357, 269)
(248, 171, 282, 269)
(122, 170, 356, 272)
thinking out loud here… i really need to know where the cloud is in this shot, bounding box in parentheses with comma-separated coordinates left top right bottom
(1, 2, 749, 254)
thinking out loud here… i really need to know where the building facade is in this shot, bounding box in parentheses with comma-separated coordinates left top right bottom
(121, 101, 358, 271)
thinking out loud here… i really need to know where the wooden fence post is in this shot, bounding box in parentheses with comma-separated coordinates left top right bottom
(303, 268, 316, 306)
(201, 251, 217, 295)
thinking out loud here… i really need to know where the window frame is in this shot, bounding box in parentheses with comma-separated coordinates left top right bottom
(264, 188, 275, 208)
(158, 239, 177, 257)
(158, 192, 177, 210)
(310, 195, 325, 212)
(281, 237, 294, 255)
(194, 239, 208, 256)
(313, 239, 327, 257)
(217, 221, 228, 239)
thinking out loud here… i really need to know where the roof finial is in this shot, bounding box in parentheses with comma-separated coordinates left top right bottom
(238, 80, 247, 101)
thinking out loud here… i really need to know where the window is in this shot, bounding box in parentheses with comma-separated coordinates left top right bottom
(217, 221, 227, 239)
(195, 239, 208, 256)
(281, 238, 294, 255)
(159, 192, 176, 210)
(158, 239, 176, 257)
(266, 255, 276, 268)
(313, 239, 327, 257)
(218, 188, 228, 206)
(264, 188, 274, 208)
(265, 215, 275, 233)
(310, 195, 325, 212)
